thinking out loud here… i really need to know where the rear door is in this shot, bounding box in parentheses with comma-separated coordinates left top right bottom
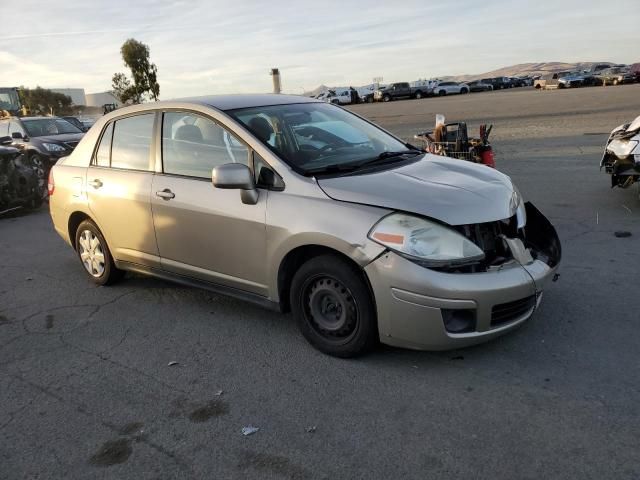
(86, 112, 159, 267)
(150, 110, 268, 295)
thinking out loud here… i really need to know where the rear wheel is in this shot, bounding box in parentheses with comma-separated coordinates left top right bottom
(382, 95, 391, 102)
(414, 91, 422, 99)
(461, 88, 469, 94)
(75, 219, 124, 285)
(438, 90, 446, 96)
(290, 254, 378, 357)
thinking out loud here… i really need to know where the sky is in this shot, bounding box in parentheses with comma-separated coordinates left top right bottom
(1, 0, 638, 99)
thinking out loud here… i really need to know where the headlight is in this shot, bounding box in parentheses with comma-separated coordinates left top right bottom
(510, 187, 526, 229)
(42, 143, 66, 152)
(368, 213, 485, 267)
(608, 139, 639, 159)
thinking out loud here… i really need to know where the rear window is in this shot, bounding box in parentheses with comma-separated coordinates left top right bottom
(110, 114, 154, 171)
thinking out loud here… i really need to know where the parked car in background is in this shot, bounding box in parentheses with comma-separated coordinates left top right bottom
(595, 67, 635, 86)
(433, 82, 470, 96)
(483, 78, 510, 90)
(467, 80, 493, 92)
(630, 63, 640, 83)
(48, 94, 561, 357)
(62, 116, 88, 132)
(0, 116, 85, 173)
(327, 89, 355, 105)
(534, 72, 569, 90)
(374, 82, 428, 102)
(557, 71, 587, 88)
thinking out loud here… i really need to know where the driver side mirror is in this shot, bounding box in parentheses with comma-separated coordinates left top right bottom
(212, 163, 259, 205)
(11, 132, 23, 140)
(0, 136, 12, 146)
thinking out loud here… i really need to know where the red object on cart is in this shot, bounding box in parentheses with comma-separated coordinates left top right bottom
(479, 147, 495, 168)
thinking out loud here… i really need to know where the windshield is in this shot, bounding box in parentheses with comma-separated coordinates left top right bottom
(22, 118, 82, 137)
(0, 89, 20, 112)
(227, 102, 413, 175)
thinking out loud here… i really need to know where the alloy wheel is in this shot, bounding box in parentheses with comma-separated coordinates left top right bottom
(78, 230, 106, 277)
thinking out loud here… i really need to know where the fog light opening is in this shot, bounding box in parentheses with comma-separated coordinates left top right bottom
(442, 309, 476, 334)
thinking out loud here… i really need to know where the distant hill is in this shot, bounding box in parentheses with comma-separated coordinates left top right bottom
(446, 61, 615, 81)
(304, 61, 617, 95)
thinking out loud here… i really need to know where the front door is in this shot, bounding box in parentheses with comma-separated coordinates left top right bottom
(151, 111, 268, 296)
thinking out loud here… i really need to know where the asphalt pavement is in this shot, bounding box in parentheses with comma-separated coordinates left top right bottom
(1, 85, 639, 479)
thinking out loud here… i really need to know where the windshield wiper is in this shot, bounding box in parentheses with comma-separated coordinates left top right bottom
(304, 150, 422, 176)
(304, 163, 361, 175)
(356, 150, 422, 168)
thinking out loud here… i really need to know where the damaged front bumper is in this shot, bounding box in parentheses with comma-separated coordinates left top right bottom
(365, 202, 561, 351)
(601, 130, 640, 188)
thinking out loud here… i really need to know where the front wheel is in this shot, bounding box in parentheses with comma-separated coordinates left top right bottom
(75, 219, 124, 285)
(290, 255, 378, 357)
(438, 90, 446, 96)
(461, 88, 469, 94)
(382, 95, 391, 102)
(414, 91, 422, 99)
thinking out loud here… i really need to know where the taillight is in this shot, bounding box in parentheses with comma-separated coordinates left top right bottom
(48, 169, 55, 196)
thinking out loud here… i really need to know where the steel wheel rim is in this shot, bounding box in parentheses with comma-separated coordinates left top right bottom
(302, 275, 359, 343)
(78, 230, 106, 277)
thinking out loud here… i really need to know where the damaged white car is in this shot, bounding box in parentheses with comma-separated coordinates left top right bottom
(601, 115, 640, 189)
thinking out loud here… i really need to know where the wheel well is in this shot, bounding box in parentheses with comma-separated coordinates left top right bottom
(68, 212, 91, 250)
(277, 245, 370, 313)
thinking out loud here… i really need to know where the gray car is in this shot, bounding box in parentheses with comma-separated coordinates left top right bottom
(48, 94, 561, 357)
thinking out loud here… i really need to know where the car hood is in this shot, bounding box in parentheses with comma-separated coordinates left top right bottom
(31, 133, 85, 144)
(317, 154, 518, 225)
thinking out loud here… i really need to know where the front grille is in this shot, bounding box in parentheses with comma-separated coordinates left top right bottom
(64, 141, 79, 150)
(491, 295, 536, 327)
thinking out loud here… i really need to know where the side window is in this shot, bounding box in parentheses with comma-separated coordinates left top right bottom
(94, 122, 113, 167)
(111, 114, 154, 171)
(162, 112, 249, 178)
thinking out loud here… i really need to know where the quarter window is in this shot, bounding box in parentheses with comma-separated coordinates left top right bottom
(94, 123, 113, 167)
(110, 114, 154, 171)
(162, 112, 249, 178)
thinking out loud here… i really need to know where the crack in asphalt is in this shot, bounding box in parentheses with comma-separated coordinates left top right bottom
(2, 371, 195, 474)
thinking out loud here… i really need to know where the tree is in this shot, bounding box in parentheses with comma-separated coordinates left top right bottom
(111, 38, 160, 104)
(18, 87, 74, 116)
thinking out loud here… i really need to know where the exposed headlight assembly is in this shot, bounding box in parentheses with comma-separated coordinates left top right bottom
(42, 143, 66, 152)
(368, 213, 485, 268)
(608, 139, 638, 159)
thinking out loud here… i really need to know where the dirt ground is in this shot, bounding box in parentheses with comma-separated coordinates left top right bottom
(1, 84, 640, 479)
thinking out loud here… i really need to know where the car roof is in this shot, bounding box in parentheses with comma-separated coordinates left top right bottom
(15, 116, 60, 120)
(171, 94, 320, 111)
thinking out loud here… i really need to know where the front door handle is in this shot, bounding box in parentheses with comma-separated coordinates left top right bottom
(88, 179, 103, 189)
(156, 189, 175, 200)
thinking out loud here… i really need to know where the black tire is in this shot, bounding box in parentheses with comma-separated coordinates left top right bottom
(366, 96, 374, 103)
(438, 90, 446, 96)
(414, 91, 422, 99)
(461, 88, 469, 94)
(613, 79, 619, 86)
(290, 254, 378, 357)
(74, 219, 124, 286)
(382, 95, 391, 102)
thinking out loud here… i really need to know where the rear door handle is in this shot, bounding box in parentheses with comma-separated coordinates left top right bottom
(156, 189, 175, 200)
(88, 179, 103, 189)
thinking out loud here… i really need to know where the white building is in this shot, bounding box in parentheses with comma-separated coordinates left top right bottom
(86, 91, 120, 108)
(50, 88, 86, 106)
